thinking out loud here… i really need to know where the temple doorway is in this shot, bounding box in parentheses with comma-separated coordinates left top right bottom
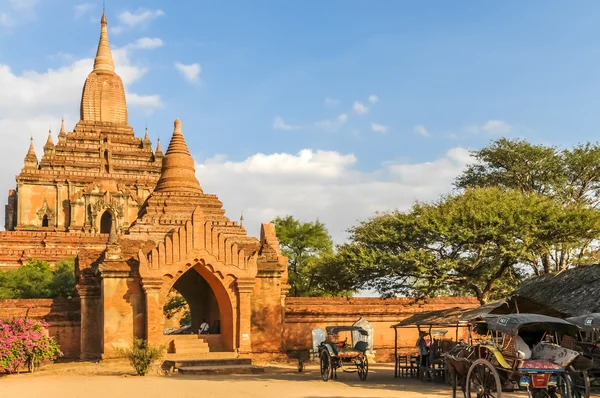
(163, 268, 220, 336)
(100, 211, 112, 234)
(42, 215, 49, 227)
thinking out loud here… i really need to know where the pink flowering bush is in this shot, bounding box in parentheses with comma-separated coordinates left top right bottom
(0, 314, 62, 374)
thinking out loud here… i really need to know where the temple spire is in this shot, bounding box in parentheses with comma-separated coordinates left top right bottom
(24, 137, 38, 168)
(143, 126, 152, 149)
(154, 138, 163, 159)
(153, 118, 202, 193)
(58, 118, 66, 142)
(93, 9, 115, 73)
(45, 129, 54, 146)
(27, 137, 36, 157)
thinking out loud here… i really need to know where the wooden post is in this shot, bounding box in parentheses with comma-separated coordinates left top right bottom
(394, 326, 398, 378)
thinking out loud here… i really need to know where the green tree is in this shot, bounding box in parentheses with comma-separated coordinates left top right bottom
(48, 259, 78, 299)
(273, 215, 351, 296)
(0, 258, 77, 299)
(163, 290, 191, 328)
(347, 187, 600, 304)
(456, 138, 600, 273)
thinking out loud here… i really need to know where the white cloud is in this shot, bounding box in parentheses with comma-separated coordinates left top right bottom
(481, 120, 511, 135)
(127, 37, 164, 50)
(325, 97, 339, 105)
(9, 0, 38, 11)
(368, 94, 379, 104)
(353, 101, 368, 115)
(174, 62, 201, 83)
(112, 8, 165, 34)
(74, 3, 94, 19)
(0, 13, 15, 27)
(195, 147, 474, 243)
(1, 0, 37, 27)
(371, 123, 387, 134)
(273, 116, 301, 131)
(315, 114, 347, 132)
(414, 125, 430, 137)
(127, 93, 162, 108)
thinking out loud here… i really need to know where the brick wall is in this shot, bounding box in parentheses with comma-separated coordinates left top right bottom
(283, 296, 478, 361)
(0, 299, 81, 358)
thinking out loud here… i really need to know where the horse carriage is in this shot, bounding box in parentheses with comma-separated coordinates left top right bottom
(566, 313, 600, 391)
(296, 325, 370, 381)
(445, 313, 592, 398)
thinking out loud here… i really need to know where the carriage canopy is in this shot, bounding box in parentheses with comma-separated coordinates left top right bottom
(566, 313, 600, 330)
(482, 313, 580, 336)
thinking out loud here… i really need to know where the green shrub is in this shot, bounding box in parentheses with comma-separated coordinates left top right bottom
(119, 338, 165, 376)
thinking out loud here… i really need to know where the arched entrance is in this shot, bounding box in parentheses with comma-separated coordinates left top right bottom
(163, 269, 220, 334)
(42, 215, 49, 227)
(100, 211, 112, 234)
(156, 261, 235, 352)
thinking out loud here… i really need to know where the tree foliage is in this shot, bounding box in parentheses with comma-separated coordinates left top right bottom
(346, 187, 600, 304)
(0, 259, 77, 299)
(163, 290, 191, 328)
(456, 138, 600, 273)
(272, 215, 357, 297)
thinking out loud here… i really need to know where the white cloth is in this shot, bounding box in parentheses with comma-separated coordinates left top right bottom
(514, 335, 531, 359)
(199, 322, 209, 334)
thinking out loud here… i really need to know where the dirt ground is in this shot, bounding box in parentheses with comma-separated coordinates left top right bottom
(0, 360, 575, 398)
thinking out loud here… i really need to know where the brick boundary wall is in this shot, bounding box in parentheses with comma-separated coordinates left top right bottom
(0, 299, 81, 358)
(0, 296, 479, 362)
(283, 296, 479, 362)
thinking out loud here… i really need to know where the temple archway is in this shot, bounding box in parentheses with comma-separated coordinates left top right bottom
(163, 269, 220, 334)
(157, 259, 236, 352)
(100, 211, 112, 234)
(42, 215, 49, 227)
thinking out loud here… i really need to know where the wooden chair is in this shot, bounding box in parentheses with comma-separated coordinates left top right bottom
(397, 355, 412, 377)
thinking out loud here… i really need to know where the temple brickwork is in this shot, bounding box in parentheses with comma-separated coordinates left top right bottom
(4, 12, 162, 237)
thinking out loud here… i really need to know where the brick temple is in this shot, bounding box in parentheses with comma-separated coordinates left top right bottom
(2, 11, 290, 359)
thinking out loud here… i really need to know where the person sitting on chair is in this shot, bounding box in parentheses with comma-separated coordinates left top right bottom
(198, 319, 209, 335)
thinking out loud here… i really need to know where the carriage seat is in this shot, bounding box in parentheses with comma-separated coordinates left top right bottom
(334, 341, 368, 358)
(518, 359, 564, 372)
(531, 342, 579, 367)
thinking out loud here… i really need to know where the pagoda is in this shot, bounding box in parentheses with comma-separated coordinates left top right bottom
(4, 11, 162, 235)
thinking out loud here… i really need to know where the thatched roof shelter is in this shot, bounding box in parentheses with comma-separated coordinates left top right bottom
(392, 306, 466, 328)
(512, 264, 600, 317)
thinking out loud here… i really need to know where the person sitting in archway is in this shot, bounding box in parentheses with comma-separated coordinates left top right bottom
(198, 319, 210, 335)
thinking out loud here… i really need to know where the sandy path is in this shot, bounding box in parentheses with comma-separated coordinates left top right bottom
(0, 362, 539, 398)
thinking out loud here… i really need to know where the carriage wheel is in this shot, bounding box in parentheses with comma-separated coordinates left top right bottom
(357, 356, 369, 381)
(320, 351, 332, 382)
(571, 370, 591, 398)
(466, 358, 502, 398)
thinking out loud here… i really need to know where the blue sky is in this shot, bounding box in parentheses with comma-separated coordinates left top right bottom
(1, 1, 600, 240)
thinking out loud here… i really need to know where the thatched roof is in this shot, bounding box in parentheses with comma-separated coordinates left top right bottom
(392, 307, 466, 327)
(512, 264, 600, 317)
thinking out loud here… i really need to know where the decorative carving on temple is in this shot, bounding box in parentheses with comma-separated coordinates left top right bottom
(83, 181, 101, 194)
(70, 190, 84, 202)
(117, 183, 143, 205)
(89, 197, 124, 233)
(36, 198, 56, 227)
